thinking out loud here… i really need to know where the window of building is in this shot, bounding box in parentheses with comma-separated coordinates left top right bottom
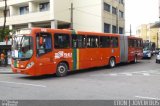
(112, 7, 117, 15)
(72, 34, 86, 48)
(36, 32, 52, 56)
(119, 0, 124, 4)
(100, 36, 110, 48)
(111, 37, 118, 48)
(39, 2, 50, 12)
(20, 6, 29, 15)
(119, 10, 124, 18)
(119, 27, 124, 34)
(104, 23, 110, 33)
(104, 3, 110, 12)
(112, 25, 117, 33)
(54, 33, 70, 49)
(87, 36, 99, 48)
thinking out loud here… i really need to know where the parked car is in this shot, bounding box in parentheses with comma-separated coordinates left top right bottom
(156, 52, 160, 63)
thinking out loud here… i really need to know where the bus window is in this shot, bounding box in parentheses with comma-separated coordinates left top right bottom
(138, 40, 141, 47)
(140, 40, 143, 47)
(72, 34, 86, 48)
(87, 36, 99, 48)
(131, 39, 134, 47)
(78, 35, 86, 48)
(54, 33, 70, 49)
(134, 39, 138, 47)
(100, 36, 110, 48)
(36, 32, 52, 56)
(111, 37, 118, 48)
(129, 39, 132, 47)
(72, 34, 77, 48)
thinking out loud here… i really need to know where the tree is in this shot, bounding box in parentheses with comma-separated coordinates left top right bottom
(1, 0, 7, 42)
(0, 29, 13, 42)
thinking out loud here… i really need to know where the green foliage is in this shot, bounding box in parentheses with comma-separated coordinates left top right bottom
(0, 28, 14, 42)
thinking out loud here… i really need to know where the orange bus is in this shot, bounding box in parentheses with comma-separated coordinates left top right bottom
(11, 28, 143, 77)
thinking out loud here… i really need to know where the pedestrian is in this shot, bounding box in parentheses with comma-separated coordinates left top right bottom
(0, 51, 5, 66)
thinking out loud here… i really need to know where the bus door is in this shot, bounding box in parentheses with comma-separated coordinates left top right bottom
(36, 32, 54, 75)
(110, 37, 120, 63)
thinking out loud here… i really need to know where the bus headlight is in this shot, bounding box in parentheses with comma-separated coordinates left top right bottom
(26, 62, 34, 69)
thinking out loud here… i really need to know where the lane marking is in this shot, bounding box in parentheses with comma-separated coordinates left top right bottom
(109, 74, 117, 76)
(122, 73, 132, 76)
(131, 71, 149, 74)
(135, 96, 159, 100)
(0, 81, 46, 88)
(143, 73, 150, 76)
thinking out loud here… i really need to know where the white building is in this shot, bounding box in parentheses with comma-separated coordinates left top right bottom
(0, 0, 125, 34)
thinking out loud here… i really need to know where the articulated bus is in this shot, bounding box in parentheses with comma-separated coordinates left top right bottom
(11, 28, 143, 77)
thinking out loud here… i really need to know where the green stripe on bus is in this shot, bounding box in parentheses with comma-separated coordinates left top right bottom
(72, 30, 77, 70)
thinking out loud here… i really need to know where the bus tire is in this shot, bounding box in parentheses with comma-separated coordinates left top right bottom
(109, 57, 116, 68)
(56, 62, 68, 77)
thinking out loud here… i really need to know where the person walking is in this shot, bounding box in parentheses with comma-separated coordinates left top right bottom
(0, 51, 5, 66)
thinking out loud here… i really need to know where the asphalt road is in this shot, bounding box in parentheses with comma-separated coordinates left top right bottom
(0, 56, 160, 100)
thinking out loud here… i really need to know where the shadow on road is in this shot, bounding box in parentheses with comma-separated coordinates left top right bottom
(17, 61, 143, 80)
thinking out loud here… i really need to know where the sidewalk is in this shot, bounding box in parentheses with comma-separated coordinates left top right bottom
(0, 66, 13, 74)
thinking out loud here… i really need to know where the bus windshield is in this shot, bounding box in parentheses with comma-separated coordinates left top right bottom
(12, 35, 33, 60)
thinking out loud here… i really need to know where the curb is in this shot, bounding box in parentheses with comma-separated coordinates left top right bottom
(0, 72, 14, 74)
(0, 67, 13, 74)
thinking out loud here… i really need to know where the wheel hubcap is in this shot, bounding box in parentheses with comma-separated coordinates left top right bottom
(58, 66, 65, 74)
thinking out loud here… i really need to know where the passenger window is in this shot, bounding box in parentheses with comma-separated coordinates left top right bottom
(100, 36, 110, 48)
(134, 39, 138, 47)
(131, 39, 134, 47)
(87, 36, 99, 48)
(129, 39, 132, 47)
(54, 33, 70, 49)
(138, 40, 141, 47)
(36, 32, 52, 56)
(111, 37, 118, 48)
(72, 34, 86, 48)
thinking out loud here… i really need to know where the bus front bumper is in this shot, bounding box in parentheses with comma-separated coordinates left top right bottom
(11, 65, 36, 76)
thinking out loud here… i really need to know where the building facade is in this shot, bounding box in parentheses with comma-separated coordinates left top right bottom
(137, 23, 160, 48)
(0, 0, 125, 34)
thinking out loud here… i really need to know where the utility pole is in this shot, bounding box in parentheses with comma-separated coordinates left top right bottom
(116, 7, 119, 34)
(70, 3, 74, 29)
(130, 24, 132, 36)
(2, 0, 7, 40)
(159, 0, 160, 20)
(157, 32, 159, 48)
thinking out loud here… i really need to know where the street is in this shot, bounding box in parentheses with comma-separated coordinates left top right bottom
(0, 56, 160, 100)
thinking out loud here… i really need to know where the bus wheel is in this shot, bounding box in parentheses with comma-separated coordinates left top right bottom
(109, 57, 115, 68)
(56, 63, 68, 77)
(134, 56, 137, 63)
